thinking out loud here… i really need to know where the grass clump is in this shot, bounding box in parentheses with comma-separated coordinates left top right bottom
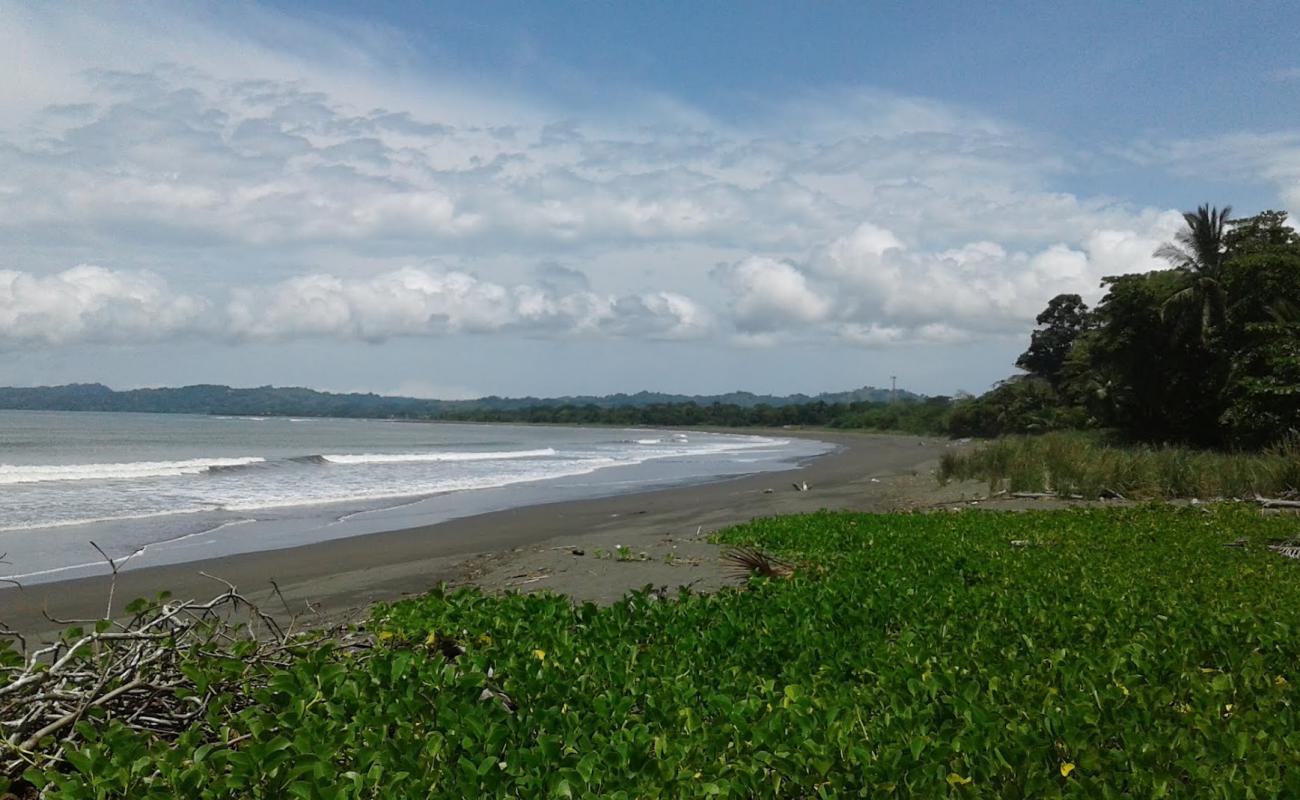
(940, 430, 1300, 499)
(9, 506, 1300, 797)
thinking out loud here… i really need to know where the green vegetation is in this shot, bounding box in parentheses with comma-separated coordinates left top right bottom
(0, 380, 957, 435)
(955, 207, 1300, 447)
(0, 381, 960, 437)
(10, 507, 1300, 797)
(940, 431, 1300, 500)
(0, 383, 918, 420)
(436, 394, 954, 434)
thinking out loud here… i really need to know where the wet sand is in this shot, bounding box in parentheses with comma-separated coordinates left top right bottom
(0, 431, 976, 639)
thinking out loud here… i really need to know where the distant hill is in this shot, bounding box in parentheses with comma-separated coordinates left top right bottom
(0, 383, 924, 419)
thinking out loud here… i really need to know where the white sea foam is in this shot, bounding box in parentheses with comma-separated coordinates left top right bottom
(635, 438, 662, 445)
(221, 456, 621, 512)
(321, 448, 556, 465)
(0, 457, 266, 485)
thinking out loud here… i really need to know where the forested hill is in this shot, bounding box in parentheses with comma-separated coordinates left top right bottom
(0, 383, 921, 419)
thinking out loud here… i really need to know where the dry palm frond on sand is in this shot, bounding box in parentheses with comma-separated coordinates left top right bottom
(722, 547, 795, 579)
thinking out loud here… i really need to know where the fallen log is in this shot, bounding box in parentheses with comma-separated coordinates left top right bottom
(1256, 496, 1300, 509)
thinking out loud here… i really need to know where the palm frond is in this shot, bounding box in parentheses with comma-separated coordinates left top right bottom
(1157, 204, 1232, 277)
(722, 547, 795, 579)
(1153, 242, 1195, 270)
(1159, 284, 1198, 322)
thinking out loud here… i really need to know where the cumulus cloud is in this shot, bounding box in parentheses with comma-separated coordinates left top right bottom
(225, 267, 710, 342)
(713, 213, 1180, 347)
(711, 257, 832, 333)
(0, 263, 709, 349)
(0, 266, 207, 347)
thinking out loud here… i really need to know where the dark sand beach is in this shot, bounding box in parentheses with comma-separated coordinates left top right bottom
(1, 431, 976, 638)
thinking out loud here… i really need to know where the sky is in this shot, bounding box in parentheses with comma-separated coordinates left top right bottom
(2, 1, 1298, 399)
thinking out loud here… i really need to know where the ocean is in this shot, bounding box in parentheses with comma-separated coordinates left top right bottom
(0, 410, 831, 584)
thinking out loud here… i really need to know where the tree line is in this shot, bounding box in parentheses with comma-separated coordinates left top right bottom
(949, 207, 1300, 447)
(433, 395, 955, 434)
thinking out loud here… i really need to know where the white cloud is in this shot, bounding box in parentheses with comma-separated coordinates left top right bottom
(1124, 132, 1300, 211)
(712, 257, 832, 333)
(0, 266, 207, 347)
(715, 213, 1179, 348)
(226, 267, 710, 342)
(0, 263, 710, 349)
(0, 2, 1288, 385)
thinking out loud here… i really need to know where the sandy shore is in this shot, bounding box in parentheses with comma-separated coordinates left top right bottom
(0, 431, 976, 639)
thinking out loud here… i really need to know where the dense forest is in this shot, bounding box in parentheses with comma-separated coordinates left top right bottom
(432, 395, 954, 434)
(0, 382, 919, 420)
(950, 207, 1300, 447)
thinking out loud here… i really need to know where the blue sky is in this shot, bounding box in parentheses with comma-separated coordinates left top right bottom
(1, 1, 1297, 398)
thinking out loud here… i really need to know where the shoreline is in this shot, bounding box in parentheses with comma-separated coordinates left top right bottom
(0, 430, 964, 638)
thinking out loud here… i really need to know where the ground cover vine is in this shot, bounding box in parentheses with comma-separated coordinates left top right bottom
(6, 505, 1300, 798)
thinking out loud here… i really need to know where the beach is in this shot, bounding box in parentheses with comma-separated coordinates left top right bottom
(0, 431, 969, 638)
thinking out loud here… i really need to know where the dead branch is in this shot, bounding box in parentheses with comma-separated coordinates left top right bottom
(0, 575, 363, 781)
(1269, 544, 1300, 559)
(1257, 495, 1300, 509)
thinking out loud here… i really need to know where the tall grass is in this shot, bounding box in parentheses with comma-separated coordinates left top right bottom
(940, 431, 1300, 499)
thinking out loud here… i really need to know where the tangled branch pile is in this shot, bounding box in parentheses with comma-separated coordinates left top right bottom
(0, 578, 364, 782)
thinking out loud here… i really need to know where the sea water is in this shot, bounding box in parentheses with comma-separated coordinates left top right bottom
(0, 410, 831, 583)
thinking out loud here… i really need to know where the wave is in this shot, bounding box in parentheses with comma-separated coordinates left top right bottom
(0, 457, 266, 485)
(204, 460, 272, 475)
(320, 448, 557, 465)
(220, 455, 621, 512)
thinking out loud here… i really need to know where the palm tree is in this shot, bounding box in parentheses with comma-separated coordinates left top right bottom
(1154, 204, 1233, 342)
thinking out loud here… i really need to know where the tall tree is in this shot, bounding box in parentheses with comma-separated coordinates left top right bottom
(1016, 294, 1091, 388)
(1218, 211, 1300, 446)
(1224, 209, 1298, 254)
(1155, 204, 1232, 342)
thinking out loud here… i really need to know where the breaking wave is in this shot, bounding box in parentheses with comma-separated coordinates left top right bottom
(0, 457, 266, 485)
(320, 448, 557, 465)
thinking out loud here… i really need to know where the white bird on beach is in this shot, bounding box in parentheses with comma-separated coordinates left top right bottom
(792, 481, 809, 492)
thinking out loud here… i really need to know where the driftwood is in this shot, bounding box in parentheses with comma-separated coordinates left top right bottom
(1268, 543, 1300, 560)
(1010, 492, 1086, 500)
(1256, 495, 1300, 509)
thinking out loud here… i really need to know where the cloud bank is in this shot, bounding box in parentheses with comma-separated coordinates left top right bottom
(0, 264, 710, 350)
(0, 3, 1288, 377)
